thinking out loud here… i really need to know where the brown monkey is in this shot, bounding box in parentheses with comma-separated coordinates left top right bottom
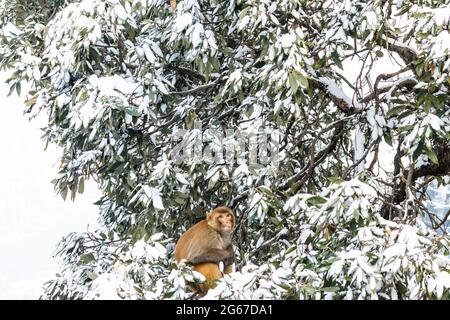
(174, 207, 235, 292)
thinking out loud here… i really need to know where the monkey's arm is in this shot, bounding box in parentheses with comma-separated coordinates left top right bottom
(188, 245, 234, 266)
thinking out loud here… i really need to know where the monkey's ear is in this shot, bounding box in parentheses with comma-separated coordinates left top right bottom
(206, 210, 213, 219)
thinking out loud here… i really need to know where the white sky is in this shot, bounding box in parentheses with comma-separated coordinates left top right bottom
(0, 71, 101, 299)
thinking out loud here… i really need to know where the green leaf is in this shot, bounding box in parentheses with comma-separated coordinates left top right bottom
(270, 216, 282, 226)
(327, 177, 344, 184)
(125, 107, 140, 117)
(331, 51, 343, 70)
(78, 177, 85, 194)
(425, 146, 439, 165)
(25, 95, 38, 107)
(79, 253, 95, 265)
(415, 63, 424, 77)
(85, 270, 98, 280)
(306, 196, 327, 206)
(296, 72, 309, 89)
(396, 282, 408, 296)
(322, 287, 340, 292)
(387, 105, 405, 117)
(249, 163, 265, 175)
(131, 227, 147, 243)
(61, 187, 68, 201)
(8, 83, 15, 97)
(239, 6, 250, 19)
(412, 142, 424, 161)
(397, 110, 413, 120)
(289, 72, 299, 94)
(208, 177, 217, 190)
(384, 131, 393, 146)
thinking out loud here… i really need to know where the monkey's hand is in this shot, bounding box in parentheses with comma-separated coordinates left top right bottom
(222, 245, 235, 267)
(188, 247, 233, 265)
(178, 259, 191, 265)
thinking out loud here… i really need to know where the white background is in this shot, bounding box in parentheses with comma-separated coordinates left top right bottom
(0, 72, 100, 299)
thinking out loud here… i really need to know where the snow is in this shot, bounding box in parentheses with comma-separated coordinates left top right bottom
(191, 23, 204, 47)
(84, 272, 123, 300)
(131, 239, 167, 261)
(397, 225, 421, 250)
(280, 33, 295, 49)
(358, 227, 374, 242)
(384, 36, 419, 56)
(71, 150, 102, 168)
(1, 22, 23, 38)
(113, 4, 129, 22)
(396, 0, 404, 8)
(175, 172, 190, 185)
(430, 31, 450, 59)
(143, 185, 165, 210)
(364, 10, 379, 29)
(436, 271, 450, 298)
(328, 259, 344, 277)
(432, 6, 450, 25)
(174, 12, 193, 33)
(422, 114, 444, 132)
(353, 126, 365, 173)
(88, 74, 140, 97)
(383, 76, 416, 100)
(319, 77, 362, 110)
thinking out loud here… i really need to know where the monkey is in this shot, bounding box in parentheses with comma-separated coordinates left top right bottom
(174, 206, 236, 292)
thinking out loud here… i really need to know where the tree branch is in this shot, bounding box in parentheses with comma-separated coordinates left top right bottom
(361, 65, 415, 103)
(377, 35, 419, 65)
(382, 143, 450, 219)
(169, 77, 221, 95)
(164, 64, 206, 83)
(280, 120, 346, 191)
(310, 77, 363, 115)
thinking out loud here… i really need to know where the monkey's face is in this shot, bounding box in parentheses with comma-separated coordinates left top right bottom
(217, 213, 234, 231)
(207, 207, 236, 233)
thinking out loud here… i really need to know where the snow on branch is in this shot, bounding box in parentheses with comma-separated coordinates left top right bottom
(311, 77, 362, 114)
(361, 65, 416, 103)
(361, 77, 417, 103)
(169, 76, 221, 96)
(377, 36, 419, 65)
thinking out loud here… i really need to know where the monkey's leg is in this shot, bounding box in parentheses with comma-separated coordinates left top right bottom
(193, 263, 222, 292)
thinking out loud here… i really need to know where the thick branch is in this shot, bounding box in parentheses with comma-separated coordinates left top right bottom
(310, 77, 362, 115)
(413, 150, 450, 180)
(361, 65, 414, 103)
(361, 77, 417, 103)
(377, 35, 419, 65)
(164, 64, 206, 83)
(382, 143, 450, 219)
(169, 77, 221, 95)
(280, 122, 345, 192)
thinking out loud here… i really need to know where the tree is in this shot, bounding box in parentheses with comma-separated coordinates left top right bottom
(1, 0, 449, 299)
